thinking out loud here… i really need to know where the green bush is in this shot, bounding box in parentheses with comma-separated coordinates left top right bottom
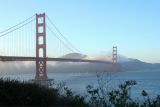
(86, 80, 160, 107)
(0, 79, 88, 107)
(0, 78, 160, 107)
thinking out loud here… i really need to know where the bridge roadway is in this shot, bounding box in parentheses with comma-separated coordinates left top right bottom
(0, 56, 111, 64)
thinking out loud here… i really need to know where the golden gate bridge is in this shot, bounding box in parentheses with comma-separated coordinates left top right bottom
(0, 13, 117, 86)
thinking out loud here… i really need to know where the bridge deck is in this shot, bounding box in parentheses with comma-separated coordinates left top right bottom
(0, 56, 111, 64)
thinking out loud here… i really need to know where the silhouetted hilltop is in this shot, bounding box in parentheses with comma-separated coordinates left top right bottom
(61, 53, 87, 59)
(48, 53, 122, 73)
(121, 58, 160, 71)
(58, 53, 160, 72)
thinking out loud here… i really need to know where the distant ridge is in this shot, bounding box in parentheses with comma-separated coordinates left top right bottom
(121, 58, 160, 71)
(61, 53, 87, 59)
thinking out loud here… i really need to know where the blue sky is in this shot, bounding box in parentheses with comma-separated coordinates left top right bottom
(0, 0, 160, 63)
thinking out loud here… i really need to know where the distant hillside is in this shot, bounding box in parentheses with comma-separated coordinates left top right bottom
(51, 53, 160, 72)
(48, 53, 122, 73)
(61, 53, 87, 59)
(121, 58, 160, 71)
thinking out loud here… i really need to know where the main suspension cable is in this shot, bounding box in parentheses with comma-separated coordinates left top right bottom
(47, 25, 75, 53)
(0, 18, 35, 38)
(0, 14, 35, 34)
(46, 15, 81, 53)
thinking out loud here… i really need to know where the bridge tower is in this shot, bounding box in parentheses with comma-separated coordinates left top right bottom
(112, 46, 117, 64)
(35, 13, 47, 80)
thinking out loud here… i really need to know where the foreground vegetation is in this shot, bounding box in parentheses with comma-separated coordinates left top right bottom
(0, 79, 88, 106)
(0, 79, 159, 107)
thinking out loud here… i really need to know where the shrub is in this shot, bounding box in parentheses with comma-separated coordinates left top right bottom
(86, 80, 160, 107)
(0, 79, 88, 107)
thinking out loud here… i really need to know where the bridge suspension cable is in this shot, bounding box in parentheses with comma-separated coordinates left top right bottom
(0, 14, 36, 57)
(46, 25, 75, 53)
(0, 15, 35, 38)
(46, 15, 81, 53)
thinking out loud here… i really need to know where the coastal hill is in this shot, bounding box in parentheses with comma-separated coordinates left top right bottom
(121, 58, 160, 71)
(48, 53, 160, 72)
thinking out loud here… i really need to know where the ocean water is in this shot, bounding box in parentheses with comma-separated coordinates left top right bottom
(2, 69, 160, 100)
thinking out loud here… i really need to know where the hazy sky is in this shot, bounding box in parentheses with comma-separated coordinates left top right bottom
(0, 0, 160, 63)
